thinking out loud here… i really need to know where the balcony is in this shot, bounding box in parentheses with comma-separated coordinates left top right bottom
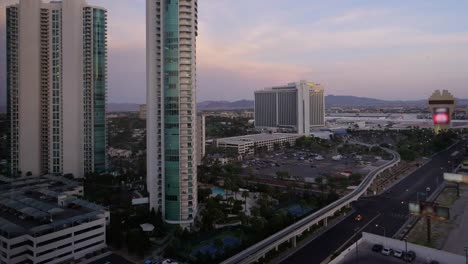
(179, 26, 192, 33)
(179, 6, 192, 13)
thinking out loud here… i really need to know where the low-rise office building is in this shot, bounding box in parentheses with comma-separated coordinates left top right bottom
(216, 133, 300, 156)
(139, 104, 147, 120)
(0, 176, 110, 264)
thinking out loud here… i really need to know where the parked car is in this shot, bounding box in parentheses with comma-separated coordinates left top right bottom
(355, 214, 363, 221)
(393, 250, 403, 258)
(381, 247, 392, 256)
(403, 251, 416, 262)
(371, 244, 383, 252)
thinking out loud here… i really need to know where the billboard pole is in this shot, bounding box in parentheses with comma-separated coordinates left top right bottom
(426, 216, 431, 243)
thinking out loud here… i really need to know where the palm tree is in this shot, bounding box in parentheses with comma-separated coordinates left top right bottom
(241, 191, 249, 213)
(224, 178, 233, 200)
(214, 238, 224, 253)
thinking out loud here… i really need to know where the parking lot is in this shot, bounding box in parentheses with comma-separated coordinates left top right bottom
(242, 149, 388, 182)
(338, 242, 427, 264)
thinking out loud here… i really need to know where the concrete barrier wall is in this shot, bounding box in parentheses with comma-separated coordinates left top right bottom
(362, 232, 465, 264)
(327, 240, 363, 264)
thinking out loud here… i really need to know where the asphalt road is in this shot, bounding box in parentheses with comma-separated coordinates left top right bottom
(282, 140, 466, 264)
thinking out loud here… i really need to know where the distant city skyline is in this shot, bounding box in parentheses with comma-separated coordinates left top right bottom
(1, 0, 468, 105)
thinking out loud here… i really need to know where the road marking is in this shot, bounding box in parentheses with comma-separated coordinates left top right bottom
(334, 213, 381, 254)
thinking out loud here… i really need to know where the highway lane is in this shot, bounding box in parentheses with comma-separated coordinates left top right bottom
(282, 140, 466, 264)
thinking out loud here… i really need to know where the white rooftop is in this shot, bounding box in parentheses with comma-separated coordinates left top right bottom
(217, 133, 300, 145)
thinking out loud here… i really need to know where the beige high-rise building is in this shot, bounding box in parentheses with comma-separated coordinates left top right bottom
(254, 81, 325, 135)
(6, 0, 107, 178)
(196, 114, 205, 165)
(139, 104, 147, 120)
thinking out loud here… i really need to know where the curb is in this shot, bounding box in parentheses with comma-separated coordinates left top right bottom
(270, 209, 356, 264)
(393, 182, 447, 240)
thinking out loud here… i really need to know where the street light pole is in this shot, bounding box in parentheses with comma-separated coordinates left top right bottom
(464, 247, 467, 264)
(404, 237, 408, 263)
(354, 227, 360, 264)
(355, 238, 359, 264)
(375, 224, 386, 237)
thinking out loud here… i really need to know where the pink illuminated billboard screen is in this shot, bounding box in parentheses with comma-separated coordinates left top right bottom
(433, 107, 450, 124)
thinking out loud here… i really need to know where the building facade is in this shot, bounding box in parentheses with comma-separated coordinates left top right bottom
(428, 90, 456, 134)
(196, 114, 205, 165)
(6, 0, 107, 178)
(254, 81, 325, 135)
(0, 176, 110, 264)
(147, 0, 198, 226)
(139, 104, 147, 120)
(216, 133, 300, 156)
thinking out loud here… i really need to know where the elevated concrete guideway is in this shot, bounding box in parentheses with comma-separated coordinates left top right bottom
(221, 144, 400, 264)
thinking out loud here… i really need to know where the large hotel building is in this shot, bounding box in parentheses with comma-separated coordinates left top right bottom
(254, 81, 325, 135)
(146, 0, 198, 226)
(6, 0, 107, 178)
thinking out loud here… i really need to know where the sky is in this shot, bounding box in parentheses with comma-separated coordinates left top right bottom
(1, 0, 468, 105)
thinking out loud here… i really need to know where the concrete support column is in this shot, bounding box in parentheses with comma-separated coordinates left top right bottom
(292, 236, 297, 248)
(275, 245, 278, 251)
(324, 217, 328, 227)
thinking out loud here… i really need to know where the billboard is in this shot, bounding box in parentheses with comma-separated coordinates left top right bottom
(408, 201, 450, 220)
(432, 107, 450, 124)
(443, 173, 468, 184)
(409, 202, 421, 215)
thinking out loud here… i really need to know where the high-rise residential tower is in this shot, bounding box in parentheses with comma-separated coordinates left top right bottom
(196, 114, 205, 165)
(6, 0, 107, 178)
(254, 81, 325, 135)
(146, 0, 198, 226)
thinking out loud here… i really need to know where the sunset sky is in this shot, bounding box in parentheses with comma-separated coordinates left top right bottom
(1, 0, 468, 105)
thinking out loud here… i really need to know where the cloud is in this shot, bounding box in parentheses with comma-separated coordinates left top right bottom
(317, 9, 390, 26)
(196, 4, 468, 100)
(1, 1, 468, 103)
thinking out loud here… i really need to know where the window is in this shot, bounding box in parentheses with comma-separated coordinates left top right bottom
(166, 195, 178, 201)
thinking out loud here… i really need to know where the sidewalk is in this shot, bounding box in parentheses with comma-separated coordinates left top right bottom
(441, 185, 468, 255)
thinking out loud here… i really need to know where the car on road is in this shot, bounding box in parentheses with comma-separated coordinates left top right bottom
(381, 247, 392, 256)
(403, 251, 416, 262)
(163, 260, 179, 264)
(371, 244, 383, 252)
(355, 214, 363, 221)
(393, 250, 403, 258)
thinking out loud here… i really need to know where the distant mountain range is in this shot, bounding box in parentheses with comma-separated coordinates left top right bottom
(197, 100, 254, 110)
(1, 95, 466, 114)
(325, 95, 425, 107)
(107, 103, 141, 112)
(327, 95, 468, 107)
